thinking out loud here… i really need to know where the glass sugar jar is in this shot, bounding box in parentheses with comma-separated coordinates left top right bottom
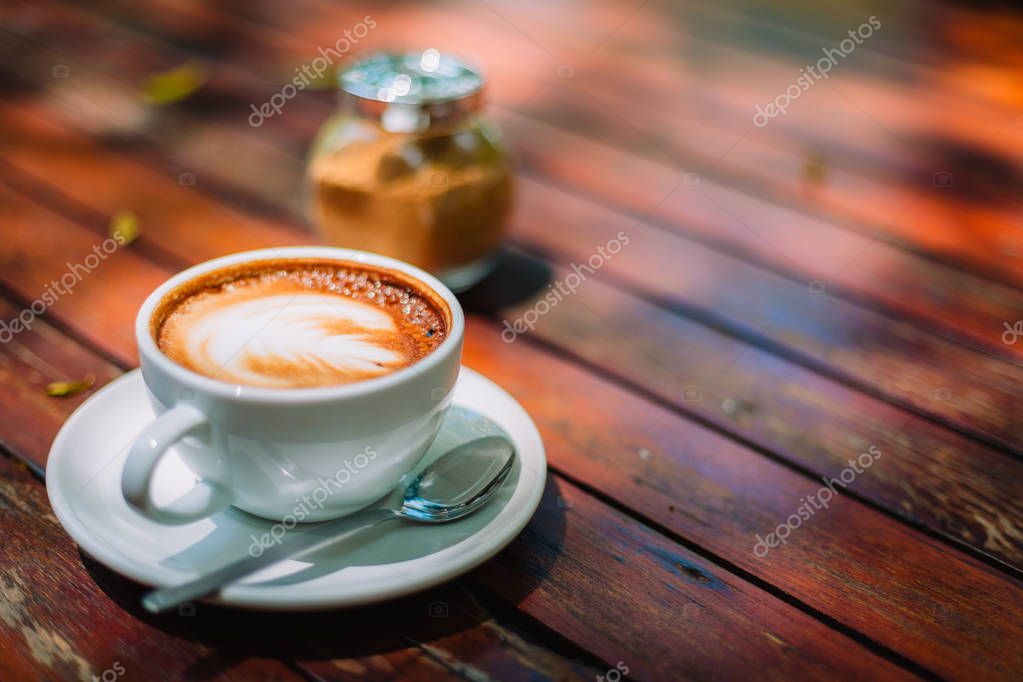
(307, 50, 512, 291)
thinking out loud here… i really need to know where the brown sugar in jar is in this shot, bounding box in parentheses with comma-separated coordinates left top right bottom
(307, 51, 512, 291)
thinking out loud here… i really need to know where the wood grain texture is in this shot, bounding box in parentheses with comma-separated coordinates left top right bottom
(522, 77, 1023, 290)
(12, 0, 1023, 299)
(497, 262, 1023, 569)
(0, 181, 163, 364)
(0, 176, 1018, 678)
(0, 456, 304, 682)
(507, 173, 1023, 454)
(1, 0, 1022, 678)
(3, 101, 1022, 576)
(502, 112, 1023, 360)
(5, 7, 1020, 458)
(133, 0, 1023, 292)
(0, 295, 913, 681)
(0, 298, 121, 459)
(460, 318, 1023, 681)
(457, 0, 1023, 187)
(470, 476, 920, 681)
(0, 450, 609, 681)
(0, 453, 916, 682)
(0, 293, 608, 680)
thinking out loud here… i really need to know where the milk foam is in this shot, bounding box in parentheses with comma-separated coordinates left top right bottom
(176, 293, 408, 387)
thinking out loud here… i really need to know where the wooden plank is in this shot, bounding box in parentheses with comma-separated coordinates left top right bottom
(2, 95, 1023, 575)
(0, 453, 604, 682)
(496, 259, 1023, 568)
(445, 0, 1023, 178)
(0, 105, 305, 275)
(0, 293, 606, 679)
(0, 183, 166, 364)
(0, 129, 1019, 681)
(2, 67, 1021, 458)
(508, 173, 1023, 454)
(0, 298, 122, 459)
(478, 2, 1023, 292)
(516, 84, 1023, 291)
(469, 476, 920, 681)
(0, 456, 305, 681)
(459, 316, 1023, 681)
(7, 0, 1022, 362)
(502, 112, 1023, 360)
(293, 582, 607, 681)
(204, 0, 1023, 287)
(6, 92, 1023, 559)
(1, 3, 1023, 678)
(0, 298, 908, 681)
(18, 0, 1023, 293)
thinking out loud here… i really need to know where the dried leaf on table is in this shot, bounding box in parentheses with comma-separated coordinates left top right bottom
(46, 375, 95, 397)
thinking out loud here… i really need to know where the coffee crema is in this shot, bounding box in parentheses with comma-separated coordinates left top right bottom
(152, 259, 449, 388)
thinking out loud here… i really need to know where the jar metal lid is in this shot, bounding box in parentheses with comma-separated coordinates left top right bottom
(339, 50, 485, 132)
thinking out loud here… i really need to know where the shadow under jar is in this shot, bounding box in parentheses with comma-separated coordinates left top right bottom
(307, 50, 512, 292)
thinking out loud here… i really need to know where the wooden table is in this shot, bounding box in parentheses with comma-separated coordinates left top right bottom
(1, 0, 1022, 679)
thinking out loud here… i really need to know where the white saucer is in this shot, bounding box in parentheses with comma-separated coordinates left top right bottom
(46, 367, 546, 610)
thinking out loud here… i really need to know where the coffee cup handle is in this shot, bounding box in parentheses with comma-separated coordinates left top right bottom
(122, 403, 232, 524)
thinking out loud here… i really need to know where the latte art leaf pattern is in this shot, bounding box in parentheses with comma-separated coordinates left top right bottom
(156, 260, 448, 388)
(182, 294, 408, 387)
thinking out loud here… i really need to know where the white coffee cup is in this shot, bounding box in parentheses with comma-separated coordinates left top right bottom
(121, 247, 464, 524)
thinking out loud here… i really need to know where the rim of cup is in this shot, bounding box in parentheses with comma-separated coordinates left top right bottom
(135, 246, 465, 404)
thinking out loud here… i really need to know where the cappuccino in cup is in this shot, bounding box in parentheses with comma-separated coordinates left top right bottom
(122, 248, 464, 524)
(152, 259, 449, 388)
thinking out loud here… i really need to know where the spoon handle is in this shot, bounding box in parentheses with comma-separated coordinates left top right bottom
(142, 508, 400, 613)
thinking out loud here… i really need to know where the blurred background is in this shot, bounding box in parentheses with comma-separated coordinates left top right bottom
(2, 0, 1022, 445)
(5, 0, 1022, 279)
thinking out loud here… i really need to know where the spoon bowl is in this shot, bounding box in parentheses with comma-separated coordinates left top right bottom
(400, 436, 515, 521)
